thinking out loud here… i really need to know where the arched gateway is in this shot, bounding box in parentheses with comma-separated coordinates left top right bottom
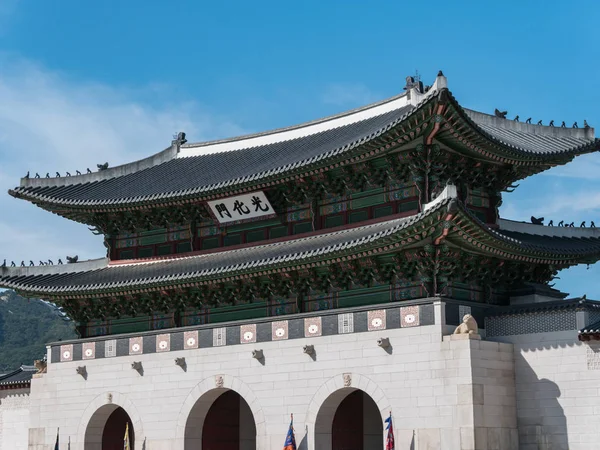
(184, 388, 256, 450)
(315, 388, 383, 450)
(84, 404, 134, 450)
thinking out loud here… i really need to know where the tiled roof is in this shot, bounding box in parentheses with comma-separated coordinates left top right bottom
(4, 193, 600, 296)
(493, 229, 600, 256)
(10, 103, 415, 207)
(487, 298, 600, 318)
(463, 109, 598, 156)
(0, 209, 432, 295)
(0, 365, 37, 387)
(580, 320, 600, 335)
(9, 74, 599, 209)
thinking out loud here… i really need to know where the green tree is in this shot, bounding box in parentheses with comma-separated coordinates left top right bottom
(0, 290, 76, 372)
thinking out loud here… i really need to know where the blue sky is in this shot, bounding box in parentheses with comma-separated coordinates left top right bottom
(0, 0, 599, 297)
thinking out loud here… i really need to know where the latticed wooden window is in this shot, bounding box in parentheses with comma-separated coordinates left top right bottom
(466, 188, 490, 208)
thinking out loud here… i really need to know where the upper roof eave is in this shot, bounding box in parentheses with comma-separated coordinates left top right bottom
(440, 91, 599, 159)
(7, 91, 433, 209)
(8, 72, 600, 212)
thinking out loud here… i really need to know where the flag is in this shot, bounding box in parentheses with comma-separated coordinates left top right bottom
(124, 422, 130, 450)
(385, 412, 394, 450)
(283, 414, 296, 450)
(54, 428, 59, 450)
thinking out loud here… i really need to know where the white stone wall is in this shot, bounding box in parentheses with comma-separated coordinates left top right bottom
(0, 390, 30, 450)
(22, 321, 518, 450)
(492, 330, 600, 450)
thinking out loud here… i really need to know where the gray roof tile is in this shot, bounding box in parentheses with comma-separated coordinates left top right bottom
(0, 212, 424, 294)
(463, 109, 597, 155)
(12, 105, 414, 206)
(0, 365, 37, 386)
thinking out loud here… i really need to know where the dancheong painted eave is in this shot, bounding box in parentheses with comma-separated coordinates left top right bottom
(3, 190, 600, 299)
(8, 72, 599, 211)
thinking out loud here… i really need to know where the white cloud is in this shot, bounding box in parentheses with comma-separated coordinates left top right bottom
(0, 56, 243, 264)
(322, 83, 379, 107)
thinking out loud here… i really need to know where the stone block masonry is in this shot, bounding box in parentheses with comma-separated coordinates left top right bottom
(19, 303, 518, 450)
(491, 329, 600, 450)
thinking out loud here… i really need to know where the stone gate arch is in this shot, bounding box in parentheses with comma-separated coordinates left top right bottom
(175, 374, 266, 450)
(77, 391, 144, 450)
(305, 373, 390, 450)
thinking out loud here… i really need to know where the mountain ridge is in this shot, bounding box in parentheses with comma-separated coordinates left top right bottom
(0, 289, 77, 372)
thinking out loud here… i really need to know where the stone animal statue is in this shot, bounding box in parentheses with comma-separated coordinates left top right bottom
(453, 314, 479, 335)
(174, 131, 187, 144)
(530, 216, 544, 225)
(34, 359, 47, 374)
(494, 109, 507, 119)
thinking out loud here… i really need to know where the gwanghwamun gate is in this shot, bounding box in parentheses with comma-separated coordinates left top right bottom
(2, 71, 600, 450)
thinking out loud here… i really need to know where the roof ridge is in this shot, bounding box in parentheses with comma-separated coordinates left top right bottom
(181, 91, 410, 149)
(463, 108, 595, 139)
(0, 257, 108, 278)
(497, 219, 600, 239)
(9, 98, 425, 207)
(12, 73, 446, 192)
(456, 105, 598, 157)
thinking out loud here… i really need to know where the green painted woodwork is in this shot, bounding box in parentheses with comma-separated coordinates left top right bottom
(209, 302, 268, 323)
(85, 320, 108, 337)
(349, 210, 369, 224)
(350, 192, 385, 209)
(370, 158, 389, 169)
(470, 210, 487, 223)
(269, 226, 288, 239)
(304, 292, 336, 312)
(198, 226, 219, 237)
(110, 316, 150, 334)
(398, 200, 418, 212)
(227, 218, 282, 233)
(157, 244, 172, 256)
(181, 310, 208, 327)
(325, 215, 344, 228)
(246, 229, 266, 243)
(337, 286, 390, 308)
(293, 222, 313, 234)
(352, 187, 385, 199)
(224, 234, 242, 247)
(285, 207, 312, 222)
(202, 237, 219, 250)
(136, 227, 167, 237)
(446, 282, 484, 302)
(139, 234, 167, 246)
(373, 205, 393, 218)
(119, 249, 134, 259)
(177, 242, 192, 253)
(138, 247, 153, 258)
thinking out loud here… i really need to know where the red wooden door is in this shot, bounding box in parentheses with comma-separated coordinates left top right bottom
(202, 391, 241, 450)
(102, 407, 134, 450)
(332, 391, 364, 450)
